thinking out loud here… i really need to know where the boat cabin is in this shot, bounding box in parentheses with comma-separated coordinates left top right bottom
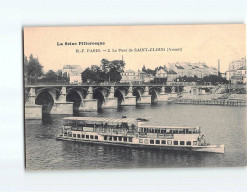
(62, 117, 148, 135)
(138, 125, 201, 134)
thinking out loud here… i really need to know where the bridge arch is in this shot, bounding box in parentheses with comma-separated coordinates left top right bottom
(35, 90, 55, 114)
(132, 88, 142, 103)
(93, 88, 105, 109)
(114, 88, 125, 106)
(149, 88, 159, 103)
(66, 89, 83, 112)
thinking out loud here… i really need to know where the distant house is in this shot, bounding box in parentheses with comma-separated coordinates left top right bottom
(120, 70, 142, 83)
(62, 65, 83, 84)
(167, 69, 178, 82)
(155, 69, 167, 78)
(229, 57, 246, 71)
(229, 66, 246, 84)
(120, 69, 154, 83)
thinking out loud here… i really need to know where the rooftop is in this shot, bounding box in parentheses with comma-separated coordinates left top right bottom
(238, 66, 246, 70)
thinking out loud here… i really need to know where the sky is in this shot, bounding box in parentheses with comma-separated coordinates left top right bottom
(24, 24, 246, 73)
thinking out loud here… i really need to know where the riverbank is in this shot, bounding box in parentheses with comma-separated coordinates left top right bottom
(172, 93, 247, 106)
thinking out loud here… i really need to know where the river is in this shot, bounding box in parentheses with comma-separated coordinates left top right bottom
(25, 103, 247, 170)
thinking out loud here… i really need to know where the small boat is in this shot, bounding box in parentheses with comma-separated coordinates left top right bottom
(56, 116, 225, 153)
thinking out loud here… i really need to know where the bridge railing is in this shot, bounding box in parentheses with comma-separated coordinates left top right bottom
(25, 81, 201, 87)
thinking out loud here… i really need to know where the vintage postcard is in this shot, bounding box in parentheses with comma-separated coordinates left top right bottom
(24, 24, 246, 170)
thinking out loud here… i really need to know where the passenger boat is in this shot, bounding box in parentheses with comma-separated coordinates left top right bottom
(56, 116, 225, 153)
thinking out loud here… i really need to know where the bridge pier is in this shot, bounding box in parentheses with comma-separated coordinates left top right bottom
(79, 87, 98, 112)
(156, 86, 168, 102)
(138, 86, 151, 104)
(50, 87, 73, 115)
(25, 87, 42, 119)
(121, 85, 136, 106)
(50, 102, 73, 114)
(168, 86, 178, 99)
(102, 86, 118, 108)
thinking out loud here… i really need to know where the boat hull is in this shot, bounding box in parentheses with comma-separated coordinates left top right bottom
(191, 145, 225, 153)
(56, 136, 225, 154)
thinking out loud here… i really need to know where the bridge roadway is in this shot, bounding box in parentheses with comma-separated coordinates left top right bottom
(24, 82, 217, 119)
(24, 81, 198, 88)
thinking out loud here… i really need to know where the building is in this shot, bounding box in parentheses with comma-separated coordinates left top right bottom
(120, 70, 143, 83)
(230, 66, 246, 84)
(120, 69, 155, 83)
(62, 65, 83, 84)
(70, 72, 82, 84)
(155, 69, 167, 78)
(229, 57, 246, 71)
(169, 62, 217, 78)
(143, 74, 154, 83)
(226, 57, 246, 84)
(167, 69, 178, 82)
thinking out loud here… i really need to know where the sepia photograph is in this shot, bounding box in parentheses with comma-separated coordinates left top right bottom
(23, 24, 246, 170)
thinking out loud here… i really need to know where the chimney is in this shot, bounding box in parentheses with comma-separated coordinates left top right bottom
(218, 59, 221, 77)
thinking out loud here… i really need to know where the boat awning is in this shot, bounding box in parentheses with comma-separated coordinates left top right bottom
(63, 117, 138, 124)
(139, 124, 199, 129)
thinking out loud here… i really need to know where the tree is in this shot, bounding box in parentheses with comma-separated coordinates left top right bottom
(56, 69, 69, 83)
(24, 54, 43, 84)
(142, 65, 147, 72)
(100, 59, 125, 82)
(45, 70, 58, 83)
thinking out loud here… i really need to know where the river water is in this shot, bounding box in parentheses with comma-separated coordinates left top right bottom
(25, 103, 247, 170)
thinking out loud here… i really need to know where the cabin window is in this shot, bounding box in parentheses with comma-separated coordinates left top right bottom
(68, 132, 72, 137)
(129, 137, 133, 142)
(73, 134, 76, 138)
(119, 137, 122, 141)
(139, 139, 143, 143)
(161, 130, 164, 134)
(155, 140, 160, 144)
(144, 128, 147, 133)
(180, 129, 185, 134)
(174, 141, 178, 145)
(82, 134, 85, 138)
(167, 140, 172, 145)
(90, 135, 94, 139)
(161, 140, 166, 145)
(95, 136, 98, 140)
(64, 132, 67, 136)
(104, 136, 107, 140)
(193, 141, 197, 145)
(109, 136, 112, 141)
(180, 141, 185, 145)
(186, 129, 189, 134)
(150, 140, 154, 144)
(174, 130, 178, 134)
(77, 134, 80, 138)
(124, 137, 127, 142)
(114, 136, 117, 141)
(144, 139, 149, 144)
(186, 141, 191, 145)
(86, 135, 89, 139)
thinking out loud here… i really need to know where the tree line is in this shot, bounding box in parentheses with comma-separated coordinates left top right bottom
(24, 54, 228, 85)
(81, 59, 125, 83)
(24, 54, 69, 84)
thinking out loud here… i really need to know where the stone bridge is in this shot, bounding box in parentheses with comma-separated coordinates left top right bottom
(25, 83, 189, 119)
